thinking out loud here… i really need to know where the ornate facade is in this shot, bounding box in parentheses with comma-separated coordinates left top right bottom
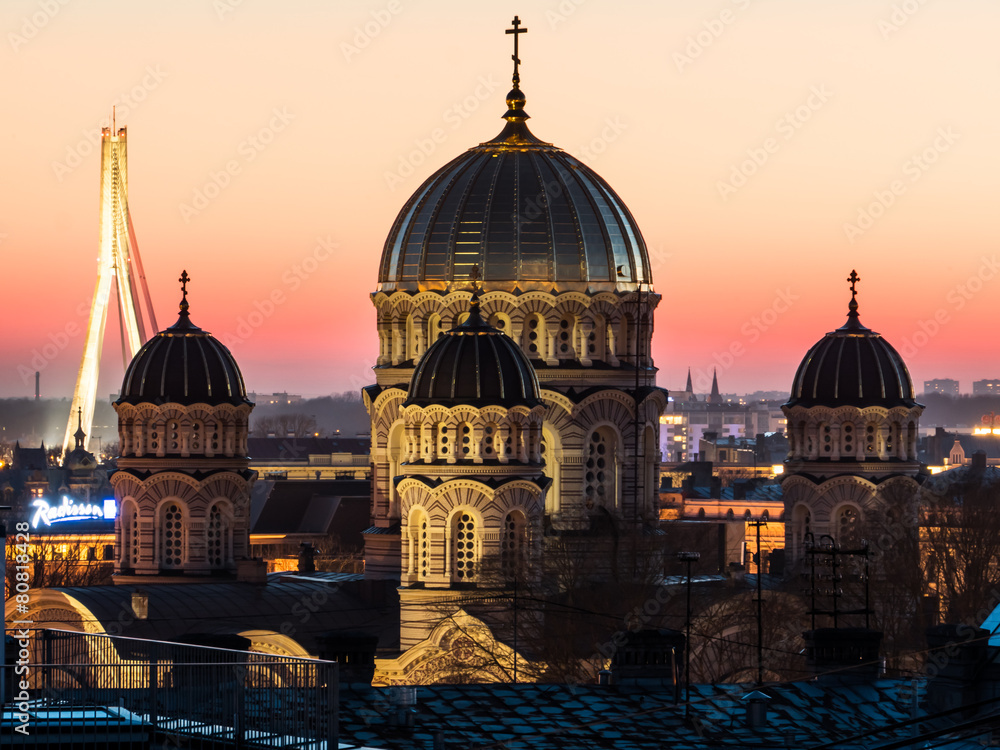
(364, 34, 668, 582)
(781, 273, 925, 564)
(111, 275, 257, 580)
(392, 292, 549, 647)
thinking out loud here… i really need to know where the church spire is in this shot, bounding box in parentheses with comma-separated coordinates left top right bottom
(73, 407, 86, 450)
(685, 367, 693, 393)
(709, 368, 722, 403)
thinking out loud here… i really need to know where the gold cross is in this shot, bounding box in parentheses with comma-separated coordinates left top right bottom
(179, 270, 190, 302)
(506, 16, 528, 86)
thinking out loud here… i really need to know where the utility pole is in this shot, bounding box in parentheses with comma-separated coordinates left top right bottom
(677, 550, 700, 718)
(749, 518, 767, 685)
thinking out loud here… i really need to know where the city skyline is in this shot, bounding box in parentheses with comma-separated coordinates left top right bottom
(3, 1, 1000, 403)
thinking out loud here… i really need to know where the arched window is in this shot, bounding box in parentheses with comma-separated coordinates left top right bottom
(488, 312, 511, 335)
(585, 427, 619, 510)
(190, 420, 204, 453)
(158, 501, 186, 569)
(121, 501, 139, 568)
(557, 316, 575, 358)
(452, 512, 478, 582)
(865, 423, 877, 455)
(842, 422, 855, 458)
(501, 511, 528, 578)
(522, 314, 545, 360)
(426, 313, 444, 345)
(408, 509, 430, 580)
(541, 426, 561, 515)
(206, 502, 232, 569)
(437, 423, 450, 460)
(838, 506, 862, 547)
(482, 423, 499, 459)
(457, 422, 474, 459)
(588, 315, 606, 361)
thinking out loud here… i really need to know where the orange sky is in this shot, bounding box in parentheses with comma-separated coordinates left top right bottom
(2, 0, 999, 403)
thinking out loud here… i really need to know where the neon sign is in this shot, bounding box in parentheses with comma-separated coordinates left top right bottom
(31, 496, 116, 529)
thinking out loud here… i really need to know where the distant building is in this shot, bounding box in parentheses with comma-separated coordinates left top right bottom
(248, 391, 303, 405)
(973, 379, 1000, 396)
(924, 378, 959, 396)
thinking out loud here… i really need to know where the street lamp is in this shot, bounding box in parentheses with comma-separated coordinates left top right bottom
(676, 550, 701, 718)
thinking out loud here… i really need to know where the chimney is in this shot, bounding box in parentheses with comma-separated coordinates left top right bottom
(742, 690, 771, 730)
(609, 629, 685, 688)
(971, 450, 987, 473)
(803, 628, 882, 684)
(733, 479, 749, 500)
(709, 476, 722, 498)
(35, 371, 40, 400)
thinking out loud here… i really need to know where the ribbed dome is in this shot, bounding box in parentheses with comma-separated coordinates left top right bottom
(786, 289, 917, 410)
(405, 296, 541, 408)
(117, 293, 249, 407)
(378, 87, 650, 293)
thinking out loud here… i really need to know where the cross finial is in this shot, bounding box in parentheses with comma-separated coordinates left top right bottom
(847, 269, 860, 298)
(506, 15, 528, 88)
(179, 270, 190, 313)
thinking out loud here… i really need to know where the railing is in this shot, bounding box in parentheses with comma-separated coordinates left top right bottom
(3, 629, 337, 748)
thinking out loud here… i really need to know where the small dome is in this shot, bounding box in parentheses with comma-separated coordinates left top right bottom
(117, 277, 249, 407)
(405, 295, 541, 408)
(786, 277, 918, 410)
(378, 86, 650, 293)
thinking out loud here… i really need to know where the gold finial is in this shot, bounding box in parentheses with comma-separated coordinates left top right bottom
(179, 270, 190, 314)
(506, 15, 528, 89)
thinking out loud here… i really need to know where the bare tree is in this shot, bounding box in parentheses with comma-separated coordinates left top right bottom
(5, 536, 114, 599)
(920, 469, 1000, 623)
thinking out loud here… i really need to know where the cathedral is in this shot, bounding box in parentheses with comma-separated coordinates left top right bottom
(361, 17, 668, 646)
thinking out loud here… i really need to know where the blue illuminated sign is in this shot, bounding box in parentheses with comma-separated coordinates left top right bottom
(31, 496, 117, 528)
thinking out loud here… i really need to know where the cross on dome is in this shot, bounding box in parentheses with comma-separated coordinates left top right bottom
(506, 15, 528, 88)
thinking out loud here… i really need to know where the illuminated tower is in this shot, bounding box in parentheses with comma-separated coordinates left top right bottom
(63, 123, 157, 456)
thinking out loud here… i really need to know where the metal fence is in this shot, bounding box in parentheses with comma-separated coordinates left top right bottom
(2, 629, 337, 748)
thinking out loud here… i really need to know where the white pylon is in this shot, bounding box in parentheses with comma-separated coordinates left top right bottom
(63, 121, 157, 457)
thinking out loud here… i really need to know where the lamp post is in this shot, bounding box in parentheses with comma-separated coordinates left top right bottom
(677, 550, 700, 718)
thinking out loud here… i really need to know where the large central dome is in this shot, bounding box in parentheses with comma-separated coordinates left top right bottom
(378, 86, 650, 293)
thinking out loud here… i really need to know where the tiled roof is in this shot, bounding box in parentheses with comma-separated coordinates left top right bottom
(336, 679, 951, 749)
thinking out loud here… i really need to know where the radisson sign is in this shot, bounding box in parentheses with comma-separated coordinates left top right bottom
(31, 496, 117, 529)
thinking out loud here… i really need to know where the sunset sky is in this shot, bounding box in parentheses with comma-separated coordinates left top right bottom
(2, 0, 999, 405)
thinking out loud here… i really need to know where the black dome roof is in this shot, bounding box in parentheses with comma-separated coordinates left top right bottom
(786, 287, 917, 410)
(378, 87, 650, 293)
(117, 293, 249, 407)
(405, 295, 541, 408)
